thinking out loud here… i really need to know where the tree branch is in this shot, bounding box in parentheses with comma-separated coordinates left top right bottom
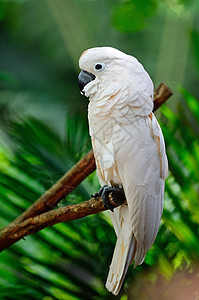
(0, 82, 173, 252)
(153, 82, 173, 111)
(12, 149, 96, 225)
(0, 190, 125, 251)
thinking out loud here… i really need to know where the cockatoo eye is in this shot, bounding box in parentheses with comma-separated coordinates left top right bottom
(94, 63, 106, 72)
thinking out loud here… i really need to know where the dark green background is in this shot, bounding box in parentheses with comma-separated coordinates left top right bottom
(0, 0, 199, 299)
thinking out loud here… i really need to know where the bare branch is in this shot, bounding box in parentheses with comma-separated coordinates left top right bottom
(12, 149, 96, 225)
(153, 82, 173, 112)
(0, 190, 126, 251)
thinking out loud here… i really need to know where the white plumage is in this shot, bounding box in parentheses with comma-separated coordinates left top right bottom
(78, 47, 168, 295)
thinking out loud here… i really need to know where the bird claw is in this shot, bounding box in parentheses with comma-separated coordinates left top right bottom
(91, 185, 108, 198)
(92, 185, 125, 212)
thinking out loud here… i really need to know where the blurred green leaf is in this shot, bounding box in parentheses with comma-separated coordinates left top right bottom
(180, 87, 199, 123)
(112, 0, 157, 33)
(0, 2, 5, 21)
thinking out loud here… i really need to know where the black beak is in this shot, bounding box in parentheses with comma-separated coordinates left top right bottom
(78, 70, 95, 94)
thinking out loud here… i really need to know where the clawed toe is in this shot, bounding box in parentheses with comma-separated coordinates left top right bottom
(91, 185, 108, 198)
(91, 192, 99, 198)
(91, 185, 125, 212)
(101, 187, 115, 212)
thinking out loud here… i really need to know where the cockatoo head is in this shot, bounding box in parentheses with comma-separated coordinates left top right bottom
(78, 47, 153, 103)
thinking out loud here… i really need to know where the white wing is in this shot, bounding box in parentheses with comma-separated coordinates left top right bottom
(117, 113, 167, 262)
(106, 113, 168, 295)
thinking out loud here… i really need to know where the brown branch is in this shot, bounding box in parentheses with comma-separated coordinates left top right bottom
(0, 82, 173, 252)
(0, 190, 125, 251)
(153, 82, 173, 111)
(12, 149, 96, 225)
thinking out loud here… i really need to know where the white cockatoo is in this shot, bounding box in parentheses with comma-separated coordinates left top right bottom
(78, 47, 168, 295)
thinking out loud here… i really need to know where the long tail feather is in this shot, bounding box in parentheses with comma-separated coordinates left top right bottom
(105, 234, 137, 295)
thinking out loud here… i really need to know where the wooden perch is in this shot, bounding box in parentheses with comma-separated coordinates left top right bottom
(13, 149, 96, 225)
(0, 190, 125, 251)
(0, 83, 173, 252)
(153, 82, 173, 111)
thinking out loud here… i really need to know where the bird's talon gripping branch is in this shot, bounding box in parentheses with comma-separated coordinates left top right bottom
(101, 186, 115, 212)
(92, 185, 126, 212)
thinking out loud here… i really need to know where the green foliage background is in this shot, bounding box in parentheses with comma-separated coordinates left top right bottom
(0, 0, 199, 299)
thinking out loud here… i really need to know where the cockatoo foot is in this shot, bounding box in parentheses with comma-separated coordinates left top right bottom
(92, 185, 125, 212)
(91, 185, 108, 198)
